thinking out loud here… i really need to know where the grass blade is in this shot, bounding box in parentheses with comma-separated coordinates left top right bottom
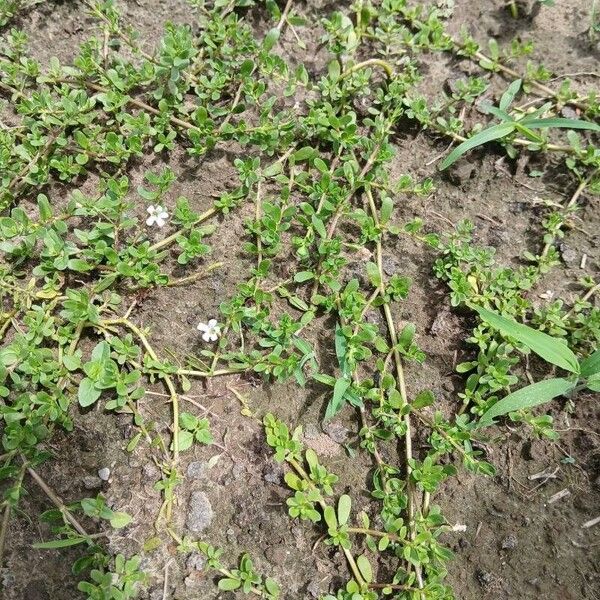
(440, 123, 515, 170)
(325, 377, 351, 420)
(471, 305, 580, 373)
(521, 118, 600, 132)
(478, 378, 575, 428)
(33, 537, 89, 549)
(499, 78, 522, 111)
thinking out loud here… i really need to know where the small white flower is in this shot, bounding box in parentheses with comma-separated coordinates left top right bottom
(197, 318, 220, 342)
(146, 204, 169, 227)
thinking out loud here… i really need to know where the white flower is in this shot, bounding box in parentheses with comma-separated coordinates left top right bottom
(197, 318, 220, 342)
(146, 204, 169, 227)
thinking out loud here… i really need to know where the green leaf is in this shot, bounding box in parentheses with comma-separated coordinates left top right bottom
(109, 512, 132, 529)
(580, 348, 600, 377)
(325, 378, 350, 420)
(337, 494, 351, 526)
(440, 122, 515, 170)
(37, 194, 52, 221)
(78, 377, 101, 407)
(313, 157, 328, 173)
(334, 324, 348, 377)
(91, 341, 110, 363)
(294, 271, 314, 283)
(67, 259, 92, 272)
(263, 28, 280, 52)
(328, 60, 340, 80)
(137, 186, 157, 201)
(586, 376, 600, 392)
(143, 536, 162, 552)
(380, 196, 393, 224)
(471, 305, 580, 373)
(521, 118, 600, 132)
(311, 214, 327, 238)
(263, 161, 282, 177)
(178, 430, 194, 452)
(33, 537, 88, 549)
(218, 577, 241, 590)
(499, 79, 522, 111)
(293, 146, 315, 162)
(478, 378, 575, 427)
(324, 505, 338, 530)
(365, 262, 381, 288)
(62, 353, 81, 371)
(356, 554, 373, 583)
(412, 390, 434, 409)
(265, 578, 280, 596)
(240, 58, 254, 77)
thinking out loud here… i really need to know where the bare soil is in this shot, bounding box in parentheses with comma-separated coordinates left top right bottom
(2, 1, 600, 599)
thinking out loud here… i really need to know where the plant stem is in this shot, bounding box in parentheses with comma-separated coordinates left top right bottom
(541, 175, 591, 258)
(276, 0, 294, 31)
(366, 188, 424, 594)
(366, 189, 415, 521)
(166, 262, 223, 287)
(347, 527, 401, 542)
(25, 463, 90, 538)
(288, 457, 367, 588)
(0, 503, 11, 568)
(341, 58, 394, 79)
(101, 317, 180, 465)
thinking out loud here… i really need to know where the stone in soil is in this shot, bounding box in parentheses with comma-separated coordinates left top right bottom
(501, 534, 518, 550)
(185, 491, 214, 534)
(186, 461, 206, 480)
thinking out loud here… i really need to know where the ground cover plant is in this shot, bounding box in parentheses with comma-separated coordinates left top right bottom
(0, 0, 599, 598)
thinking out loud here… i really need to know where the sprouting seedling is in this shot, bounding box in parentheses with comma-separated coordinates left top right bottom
(440, 79, 600, 169)
(470, 306, 600, 427)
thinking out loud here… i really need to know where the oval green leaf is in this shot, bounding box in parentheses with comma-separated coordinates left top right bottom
(337, 494, 351, 526)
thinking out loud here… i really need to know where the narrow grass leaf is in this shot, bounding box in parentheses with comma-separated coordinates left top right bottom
(440, 123, 515, 170)
(33, 537, 88, 549)
(522, 118, 600, 132)
(499, 78, 522, 111)
(479, 378, 575, 427)
(471, 305, 580, 373)
(325, 378, 350, 420)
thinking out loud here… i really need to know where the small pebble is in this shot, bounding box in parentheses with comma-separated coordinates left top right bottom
(476, 569, 494, 587)
(186, 553, 206, 572)
(186, 461, 206, 480)
(263, 464, 283, 484)
(186, 491, 214, 534)
(98, 467, 110, 481)
(501, 534, 517, 550)
(82, 476, 102, 490)
(560, 245, 578, 267)
(323, 422, 349, 444)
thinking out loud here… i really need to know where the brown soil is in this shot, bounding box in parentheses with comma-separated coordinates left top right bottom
(2, 1, 600, 599)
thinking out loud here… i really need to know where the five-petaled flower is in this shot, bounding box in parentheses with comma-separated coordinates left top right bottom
(197, 319, 220, 342)
(146, 205, 169, 227)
